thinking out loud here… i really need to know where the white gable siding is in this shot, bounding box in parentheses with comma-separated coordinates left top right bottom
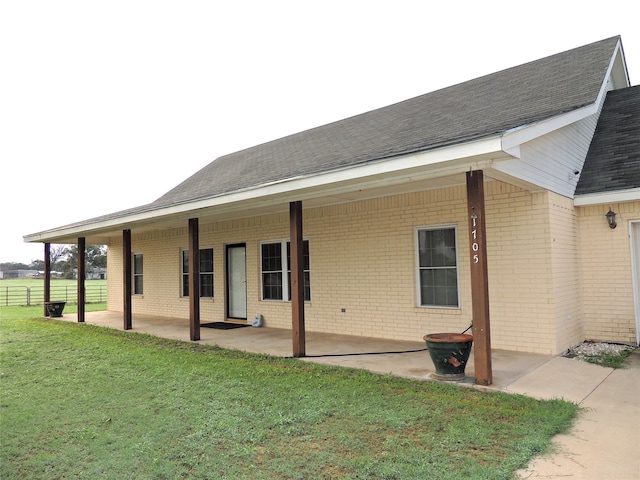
(493, 112, 600, 197)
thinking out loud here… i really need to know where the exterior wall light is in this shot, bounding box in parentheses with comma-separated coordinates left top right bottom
(605, 209, 617, 229)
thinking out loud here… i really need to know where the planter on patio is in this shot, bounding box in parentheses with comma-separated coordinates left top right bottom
(45, 301, 66, 318)
(424, 333, 473, 381)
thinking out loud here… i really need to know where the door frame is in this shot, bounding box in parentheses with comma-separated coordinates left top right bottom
(226, 243, 247, 320)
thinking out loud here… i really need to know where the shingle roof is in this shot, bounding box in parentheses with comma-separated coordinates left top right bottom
(154, 36, 621, 207)
(24, 36, 626, 241)
(575, 85, 640, 195)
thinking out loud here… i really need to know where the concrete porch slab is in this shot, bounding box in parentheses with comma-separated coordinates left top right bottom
(57, 310, 552, 393)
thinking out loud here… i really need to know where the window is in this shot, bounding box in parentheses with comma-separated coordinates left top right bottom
(261, 243, 283, 300)
(133, 254, 143, 295)
(417, 227, 459, 307)
(261, 240, 310, 301)
(181, 248, 214, 297)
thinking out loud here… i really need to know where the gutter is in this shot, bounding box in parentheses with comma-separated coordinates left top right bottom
(574, 188, 640, 206)
(24, 136, 504, 244)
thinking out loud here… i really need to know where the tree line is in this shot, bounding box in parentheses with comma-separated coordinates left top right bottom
(1, 245, 107, 279)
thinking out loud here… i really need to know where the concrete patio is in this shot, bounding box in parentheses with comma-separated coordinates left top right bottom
(58, 310, 552, 393)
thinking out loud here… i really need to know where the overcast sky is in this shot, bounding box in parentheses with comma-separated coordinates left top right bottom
(2, 1, 639, 264)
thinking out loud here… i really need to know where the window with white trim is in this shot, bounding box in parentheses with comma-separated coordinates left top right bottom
(261, 240, 310, 301)
(181, 248, 214, 297)
(133, 254, 143, 295)
(417, 226, 459, 307)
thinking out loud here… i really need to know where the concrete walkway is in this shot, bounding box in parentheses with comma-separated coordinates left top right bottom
(59, 311, 640, 478)
(514, 351, 640, 479)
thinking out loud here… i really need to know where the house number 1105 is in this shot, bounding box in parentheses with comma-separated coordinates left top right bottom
(471, 214, 479, 264)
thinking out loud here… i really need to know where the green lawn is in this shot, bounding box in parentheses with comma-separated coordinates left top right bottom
(0, 316, 579, 479)
(0, 303, 107, 320)
(0, 278, 107, 306)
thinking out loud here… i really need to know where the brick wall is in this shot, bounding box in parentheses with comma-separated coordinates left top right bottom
(104, 181, 636, 354)
(483, 184, 558, 353)
(577, 201, 640, 345)
(548, 193, 583, 352)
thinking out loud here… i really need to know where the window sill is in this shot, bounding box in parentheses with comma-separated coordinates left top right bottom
(417, 305, 461, 312)
(260, 299, 312, 304)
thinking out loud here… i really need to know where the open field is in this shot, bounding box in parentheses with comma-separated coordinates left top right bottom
(1, 316, 579, 479)
(0, 278, 106, 306)
(0, 303, 106, 320)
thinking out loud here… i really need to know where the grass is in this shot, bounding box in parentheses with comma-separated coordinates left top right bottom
(0, 278, 107, 306)
(582, 348, 636, 369)
(0, 303, 107, 320)
(0, 316, 579, 479)
(0, 278, 91, 287)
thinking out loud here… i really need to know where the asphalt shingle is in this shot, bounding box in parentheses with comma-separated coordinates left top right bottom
(26, 37, 624, 236)
(154, 36, 620, 207)
(576, 85, 640, 195)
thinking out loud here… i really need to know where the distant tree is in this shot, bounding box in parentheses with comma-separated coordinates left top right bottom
(86, 245, 107, 269)
(61, 245, 77, 278)
(56, 244, 107, 278)
(29, 260, 45, 271)
(0, 262, 29, 271)
(50, 245, 70, 268)
(2, 245, 108, 279)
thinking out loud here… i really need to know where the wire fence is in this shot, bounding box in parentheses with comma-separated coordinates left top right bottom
(1, 284, 107, 306)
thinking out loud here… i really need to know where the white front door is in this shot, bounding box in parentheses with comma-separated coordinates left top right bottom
(227, 244, 247, 319)
(631, 222, 640, 344)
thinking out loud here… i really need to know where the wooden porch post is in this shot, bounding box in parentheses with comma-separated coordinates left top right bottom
(188, 218, 200, 341)
(290, 201, 306, 357)
(466, 170, 493, 385)
(44, 243, 51, 317)
(77, 237, 86, 323)
(123, 229, 132, 330)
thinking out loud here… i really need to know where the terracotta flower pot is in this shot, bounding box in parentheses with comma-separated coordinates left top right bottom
(424, 333, 473, 381)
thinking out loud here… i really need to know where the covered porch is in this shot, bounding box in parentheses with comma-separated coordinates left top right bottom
(57, 310, 552, 393)
(34, 169, 498, 384)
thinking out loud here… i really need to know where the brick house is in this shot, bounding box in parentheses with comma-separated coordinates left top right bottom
(25, 36, 639, 362)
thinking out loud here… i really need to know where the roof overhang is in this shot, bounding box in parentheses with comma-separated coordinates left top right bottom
(501, 103, 599, 158)
(574, 188, 640, 206)
(25, 135, 518, 245)
(24, 37, 629, 247)
(503, 37, 628, 157)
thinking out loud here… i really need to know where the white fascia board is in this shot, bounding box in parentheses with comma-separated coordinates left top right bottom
(502, 40, 628, 157)
(574, 188, 640, 206)
(501, 104, 599, 157)
(608, 40, 631, 90)
(24, 137, 504, 243)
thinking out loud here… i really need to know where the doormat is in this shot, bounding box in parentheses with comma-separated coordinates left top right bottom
(200, 322, 251, 330)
